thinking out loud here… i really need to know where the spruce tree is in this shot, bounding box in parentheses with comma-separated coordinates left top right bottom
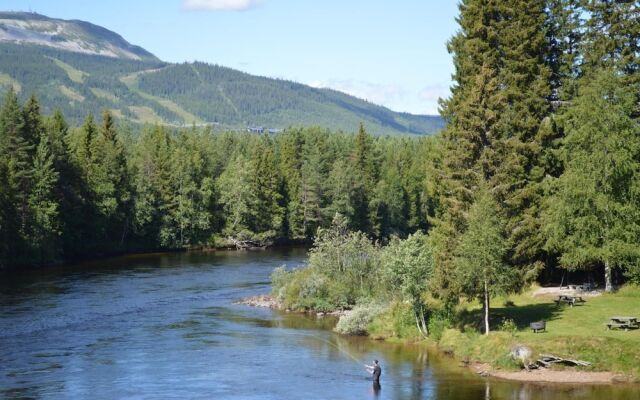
(252, 134, 284, 240)
(22, 94, 44, 156)
(582, 0, 640, 77)
(0, 158, 18, 268)
(278, 129, 305, 239)
(545, 0, 584, 102)
(217, 153, 258, 240)
(434, 0, 552, 302)
(29, 134, 60, 263)
(132, 125, 173, 244)
(70, 114, 97, 182)
(93, 110, 131, 244)
(298, 139, 328, 238)
(351, 123, 377, 233)
(544, 69, 640, 292)
(0, 88, 33, 241)
(165, 130, 214, 247)
(327, 158, 357, 229)
(582, 0, 640, 116)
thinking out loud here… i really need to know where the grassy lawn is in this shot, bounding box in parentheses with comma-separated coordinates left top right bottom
(438, 285, 640, 379)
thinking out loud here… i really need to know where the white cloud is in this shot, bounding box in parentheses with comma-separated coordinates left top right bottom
(314, 79, 406, 107)
(417, 85, 450, 114)
(183, 0, 261, 11)
(309, 80, 448, 116)
(418, 84, 449, 103)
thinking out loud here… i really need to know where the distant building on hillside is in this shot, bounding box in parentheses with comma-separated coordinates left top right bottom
(247, 126, 284, 134)
(247, 126, 264, 133)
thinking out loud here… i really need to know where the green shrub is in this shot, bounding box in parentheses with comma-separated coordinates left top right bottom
(495, 352, 523, 370)
(391, 302, 420, 338)
(334, 303, 387, 335)
(271, 266, 290, 294)
(499, 318, 518, 336)
(428, 312, 453, 341)
(615, 283, 640, 297)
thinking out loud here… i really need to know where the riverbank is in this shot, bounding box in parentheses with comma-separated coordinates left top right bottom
(471, 362, 620, 384)
(435, 285, 640, 384)
(238, 285, 640, 385)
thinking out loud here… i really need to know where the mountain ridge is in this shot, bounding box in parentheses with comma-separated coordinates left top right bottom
(0, 12, 444, 135)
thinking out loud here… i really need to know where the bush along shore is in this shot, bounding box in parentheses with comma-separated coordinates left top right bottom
(255, 221, 640, 384)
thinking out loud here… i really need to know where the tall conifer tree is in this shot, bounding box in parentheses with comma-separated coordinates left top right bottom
(544, 69, 640, 292)
(433, 0, 552, 302)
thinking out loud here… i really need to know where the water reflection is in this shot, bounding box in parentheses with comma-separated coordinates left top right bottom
(373, 380, 382, 397)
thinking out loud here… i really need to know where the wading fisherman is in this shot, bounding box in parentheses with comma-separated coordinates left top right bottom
(365, 359, 382, 383)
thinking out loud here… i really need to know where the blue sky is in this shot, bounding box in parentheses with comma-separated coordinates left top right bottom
(0, 0, 459, 115)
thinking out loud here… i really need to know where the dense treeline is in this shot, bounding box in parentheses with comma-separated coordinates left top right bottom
(274, 0, 640, 336)
(0, 93, 436, 269)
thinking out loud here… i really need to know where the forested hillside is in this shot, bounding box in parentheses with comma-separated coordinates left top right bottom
(0, 39, 443, 135)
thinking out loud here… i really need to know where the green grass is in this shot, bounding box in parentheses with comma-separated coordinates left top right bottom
(48, 57, 88, 83)
(440, 285, 640, 379)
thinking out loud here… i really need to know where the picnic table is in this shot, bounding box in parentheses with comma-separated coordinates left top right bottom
(607, 316, 639, 331)
(554, 295, 586, 307)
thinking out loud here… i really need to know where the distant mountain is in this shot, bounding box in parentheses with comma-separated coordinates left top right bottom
(0, 12, 444, 135)
(0, 12, 158, 61)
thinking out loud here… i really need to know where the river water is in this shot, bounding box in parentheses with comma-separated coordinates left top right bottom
(0, 249, 638, 399)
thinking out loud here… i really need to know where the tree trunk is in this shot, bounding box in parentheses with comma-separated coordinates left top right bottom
(605, 260, 613, 292)
(414, 306, 429, 337)
(484, 280, 490, 335)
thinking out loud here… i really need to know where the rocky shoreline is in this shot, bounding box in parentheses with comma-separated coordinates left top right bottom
(233, 294, 351, 318)
(234, 294, 282, 309)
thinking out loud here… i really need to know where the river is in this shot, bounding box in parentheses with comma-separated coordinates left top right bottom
(0, 249, 637, 399)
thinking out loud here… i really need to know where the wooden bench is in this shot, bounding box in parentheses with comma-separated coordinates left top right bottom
(607, 317, 639, 331)
(530, 321, 546, 333)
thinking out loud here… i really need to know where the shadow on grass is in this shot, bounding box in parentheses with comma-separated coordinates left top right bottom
(457, 302, 565, 332)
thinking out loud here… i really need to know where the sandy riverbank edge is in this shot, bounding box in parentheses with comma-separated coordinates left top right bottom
(235, 294, 633, 384)
(470, 363, 629, 384)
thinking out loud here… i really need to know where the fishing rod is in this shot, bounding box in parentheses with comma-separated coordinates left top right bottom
(299, 332, 373, 372)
